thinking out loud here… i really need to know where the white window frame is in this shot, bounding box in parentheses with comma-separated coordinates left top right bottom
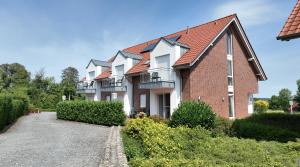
(228, 93, 235, 119)
(140, 94, 146, 108)
(227, 31, 234, 93)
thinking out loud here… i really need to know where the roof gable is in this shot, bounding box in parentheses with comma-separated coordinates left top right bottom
(86, 59, 111, 69)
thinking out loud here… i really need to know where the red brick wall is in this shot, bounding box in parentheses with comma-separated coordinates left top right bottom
(181, 26, 258, 118)
(232, 28, 258, 118)
(132, 76, 150, 114)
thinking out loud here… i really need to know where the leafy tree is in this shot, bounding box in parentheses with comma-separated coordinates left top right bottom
(294, 79, 300, 109)
(0, 63, 30, 91)
(61, 67, 79, 100)
(278, 88, 292, 111)
(269, 95, 281, 110)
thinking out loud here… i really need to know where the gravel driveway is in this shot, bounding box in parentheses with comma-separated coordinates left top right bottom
(0, 112, 110, 167)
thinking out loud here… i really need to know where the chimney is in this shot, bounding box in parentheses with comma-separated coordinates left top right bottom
(186, 26, 189, 34)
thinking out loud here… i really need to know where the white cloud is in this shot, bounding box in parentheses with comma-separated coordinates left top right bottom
(214, 0, 284, 27)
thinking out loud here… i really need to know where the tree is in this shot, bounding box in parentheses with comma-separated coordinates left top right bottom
(294, 79, 300, 109)
(61, 67, 79, 100)
(269, 95, 281, 110)
(0, 63, 30, 91)
(278, 88, 292, 111)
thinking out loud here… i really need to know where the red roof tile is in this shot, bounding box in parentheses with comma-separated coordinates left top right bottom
(95, 67, 111, 80)
(278, 0, 300, 40)
(125, 14, 236, 74)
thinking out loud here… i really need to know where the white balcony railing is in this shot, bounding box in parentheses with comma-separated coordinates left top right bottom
(100, 75, 127, 92)
(76, 80, 96, 94)
(139, 68, 175, 89)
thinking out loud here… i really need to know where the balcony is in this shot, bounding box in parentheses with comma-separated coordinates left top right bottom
(139, 68, 175, 89)
(100, 75, 127, 92)
(76, 81, 96, 94)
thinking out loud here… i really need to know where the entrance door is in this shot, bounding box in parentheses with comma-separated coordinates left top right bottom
(158, 93, 171, 119)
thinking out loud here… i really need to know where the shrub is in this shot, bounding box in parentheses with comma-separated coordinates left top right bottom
(148, 115, 168, 124)
(123, 118, 300, 166)
(231, 119, 299, 142)
(169, 101, 215, 129)
(254, 100, 269, 114)
(243, 113, 300, 134)
(211, 117, 233, 137)
(56, 100, 126, 126)
(0, 94, 28, 131)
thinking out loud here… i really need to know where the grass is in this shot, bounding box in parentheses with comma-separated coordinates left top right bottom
(122, 118, 300, 167)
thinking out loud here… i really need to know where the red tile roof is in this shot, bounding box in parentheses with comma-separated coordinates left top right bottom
(277, 0, 300, 40)
(95, 67, 111, 80)
(125, 14, 236, 74)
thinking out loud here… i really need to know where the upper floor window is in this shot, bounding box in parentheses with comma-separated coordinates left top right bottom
(155, 54, 170, 69)
(89, 71, 95, 80)
(227, 31, 232, 55)
(115, 65, 124, 77)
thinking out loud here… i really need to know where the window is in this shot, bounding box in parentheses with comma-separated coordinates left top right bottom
(140, 94, 146, 108)
(228, 94, 235, 118)
(106, 96, 111, 101)
(115, 65, 124, 76)
(89, 71, 95, 80)
(227, 31, 232, 55)
(227, 59, 233, 86)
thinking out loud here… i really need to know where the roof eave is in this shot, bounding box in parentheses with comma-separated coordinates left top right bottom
(277, 32, 300, 41)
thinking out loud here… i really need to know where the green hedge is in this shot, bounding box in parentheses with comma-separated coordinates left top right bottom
(169, 101, 216, 129)
(231, 119, 299, 142)
(0, 94, 29, 131)
(56, 101, 126, 126)
(244, 113, 300, 134)
(123, 118, 300, 166)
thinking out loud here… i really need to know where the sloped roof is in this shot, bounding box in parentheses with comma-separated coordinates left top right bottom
(86, 59, 111, 68)
(125, 14, 236, 74)
(118, 50, 143, 60)
(277, 0, 300, 40)
(95, 67, 111, 80)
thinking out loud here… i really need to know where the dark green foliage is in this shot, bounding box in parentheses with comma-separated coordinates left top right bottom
(269, 95, 281, 110)
(243, 113, 300, 134)
(148, 115, 169, 124)
(56, 101, 126, 126)
(294, 79, 300, 110)
(169, 101, 215, 129)
(0, 94, 29, 131)
(211, 117, 233, 137)
(121, 131, 147, 161)
(231, 119, 299, 142)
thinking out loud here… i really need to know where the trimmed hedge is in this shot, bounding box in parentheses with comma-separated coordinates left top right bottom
(0, 94, 29, 131)
(244, 113, 300, 134)
(231, 119, 299, 142)
(56, 101, 126, 126)
(169, 101, 216, 129)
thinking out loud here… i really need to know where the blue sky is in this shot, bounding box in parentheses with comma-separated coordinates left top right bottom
(0, 0, 299, 98)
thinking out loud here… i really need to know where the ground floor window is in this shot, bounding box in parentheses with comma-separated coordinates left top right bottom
(158, 93, 170, 119)
(106, 96, 110, 101)
(228, 94, 235, 118)
(140, 94, 146, 108)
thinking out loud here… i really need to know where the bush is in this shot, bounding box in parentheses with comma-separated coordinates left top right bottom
(254, 100, 269, 114)
(0, 94, 28, 131)
(211, 117, 233, 137)
(169, 101, 215, 129)
(148, 115, 168, 124)
(231, 119, 299, 142)
(243, 113, 300, 134)
(56, 100, 126, 126)
(123, 118, 300, 166)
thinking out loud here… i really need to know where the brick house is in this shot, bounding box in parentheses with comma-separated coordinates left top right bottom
(77, 14, 267, 119)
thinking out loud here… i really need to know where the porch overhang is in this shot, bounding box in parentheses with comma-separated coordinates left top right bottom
(138, 81, 175, 89)
(76, 88, 96, 94)
(100, 86, 127, 92)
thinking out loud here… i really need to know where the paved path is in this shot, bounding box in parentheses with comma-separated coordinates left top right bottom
(0, 112, 114, 167)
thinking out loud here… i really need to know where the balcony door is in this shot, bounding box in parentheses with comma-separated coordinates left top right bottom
(155, 54, 170, 81)
(158, 93, 170, 119)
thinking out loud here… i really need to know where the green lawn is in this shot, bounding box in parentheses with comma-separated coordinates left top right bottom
(122, 118, 300, 167)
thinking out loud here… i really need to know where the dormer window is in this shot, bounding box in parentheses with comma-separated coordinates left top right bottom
(89, 71, 95, 80)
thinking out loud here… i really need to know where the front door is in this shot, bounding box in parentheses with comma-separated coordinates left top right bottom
(158, 93, 170, 119)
